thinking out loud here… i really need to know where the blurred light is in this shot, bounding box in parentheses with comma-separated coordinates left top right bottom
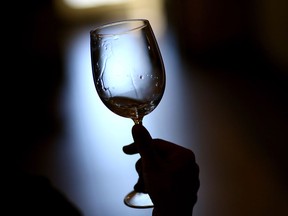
(55, 0, 166, 39)
(59, 24, 191, 215)
(55, 1, 191, 215)
(64, 0, 129, 9)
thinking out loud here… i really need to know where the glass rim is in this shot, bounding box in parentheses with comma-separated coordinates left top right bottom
(90, 19, 149, 38)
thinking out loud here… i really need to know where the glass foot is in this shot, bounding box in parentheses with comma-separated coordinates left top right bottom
(124, 190, 154, 208)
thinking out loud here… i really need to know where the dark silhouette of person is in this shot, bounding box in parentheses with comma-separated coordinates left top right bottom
(4, 1, 83, 215)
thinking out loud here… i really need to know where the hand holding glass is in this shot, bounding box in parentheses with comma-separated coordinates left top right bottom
(90, 19, 166, 208)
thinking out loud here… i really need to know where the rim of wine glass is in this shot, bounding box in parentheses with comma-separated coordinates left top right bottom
(90, 19, 149, 38)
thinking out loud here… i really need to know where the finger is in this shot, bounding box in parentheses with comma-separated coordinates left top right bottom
(132, 124, 154, 168)
(134, 159, 148, 193)
(122, 143, 138, 155)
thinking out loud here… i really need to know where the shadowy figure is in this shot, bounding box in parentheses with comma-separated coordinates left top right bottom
(4, 1, 83, 215)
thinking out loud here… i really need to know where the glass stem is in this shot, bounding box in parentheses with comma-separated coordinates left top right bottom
(133, 117, 143, 125)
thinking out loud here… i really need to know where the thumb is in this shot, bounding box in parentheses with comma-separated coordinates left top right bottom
(132, 124, 154, 167)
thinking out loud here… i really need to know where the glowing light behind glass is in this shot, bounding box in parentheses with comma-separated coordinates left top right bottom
(59, 26, 193, 215)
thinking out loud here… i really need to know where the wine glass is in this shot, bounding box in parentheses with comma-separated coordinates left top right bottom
(90, 19, 166, 208)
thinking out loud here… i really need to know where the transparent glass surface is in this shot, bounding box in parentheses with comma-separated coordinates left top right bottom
(90, 19, 166, 208)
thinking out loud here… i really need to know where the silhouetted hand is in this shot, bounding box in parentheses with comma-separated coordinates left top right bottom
(123, 124, 200, 216)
